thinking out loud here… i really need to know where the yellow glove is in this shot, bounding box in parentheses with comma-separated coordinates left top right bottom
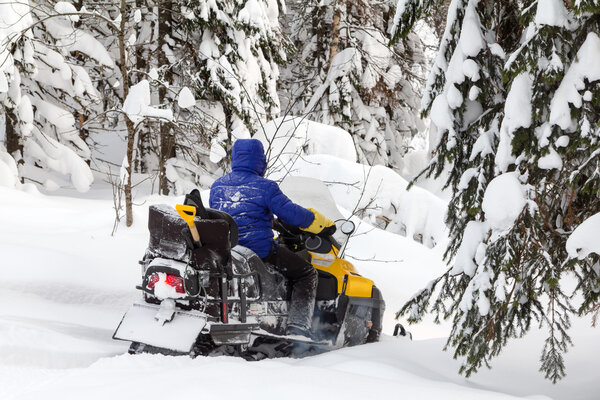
(301, 208, 335, 234)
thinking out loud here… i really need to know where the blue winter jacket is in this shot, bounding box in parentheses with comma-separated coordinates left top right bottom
(209, 139, 315, 258)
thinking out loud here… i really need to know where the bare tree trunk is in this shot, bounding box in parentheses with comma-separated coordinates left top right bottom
(118, 0, 135, 227)
(428, 0, 451, 41)
(157, 0, 175, 195)
(135, 0, 150, 173)
(327, 1, 342, 71)
(5, 108, 22, 157)
(78, 113, 89, 156)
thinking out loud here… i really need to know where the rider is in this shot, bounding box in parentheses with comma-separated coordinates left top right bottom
(209, 138, 334, 338)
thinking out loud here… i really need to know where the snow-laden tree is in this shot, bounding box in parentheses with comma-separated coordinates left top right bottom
(280, 0, 429, 170)
(0, 1, 109, 192)
(394, 0, 600, 382)
(113, 0, 289, 196)
(178, 0, 286, 140)
(1, 1, 176, 224)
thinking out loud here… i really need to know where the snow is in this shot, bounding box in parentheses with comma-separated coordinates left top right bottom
(502, 73, 534, 134)
(0, 72, 8, 92)
(148, 68, 159, 80)
(391, 0, 409, 38)
(22, 131, 94, 192)
(0, 0, 34, 96)
(122, 80, 174, 124)
(303, 49, 362, 114)
(538, 146, 563, 170)
(54, 1, 79, 22)
(254, 116, 357, 170)
(550, 32, 600, 131)
(17, 95, 34, 136)
(44, 19, 114, 68)
(209, 139, 227, 163)
(30, 97, 77, 137)
(253, 123, 448, 250)
(482, 172, 527, 232)
(460, 2, 486, 57)
(452, 220, 487, 277)
(177, 87, 196, 109)
(496, 73, 533, 172)
(535, 0, 569, 27)
(555, 135, 569, 147)
(360, 31, 392, 90)
(0, 181, 599, 399)
(424, 0, 490, 147)
(0, 149, 19, 188)
(430, 95, 455, 137)
(566, 213, 600, 259)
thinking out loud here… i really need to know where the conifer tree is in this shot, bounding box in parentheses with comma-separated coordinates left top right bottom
(0, 1, 109, 192)
(141, 0, 289, 194)
(281, 0, 428, 170)
(393, 0, 600, 382)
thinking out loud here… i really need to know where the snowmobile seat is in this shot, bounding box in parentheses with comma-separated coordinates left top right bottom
(190, 218, 233, 269)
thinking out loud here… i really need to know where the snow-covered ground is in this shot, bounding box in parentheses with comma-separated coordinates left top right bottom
(1, 182, 599, 400)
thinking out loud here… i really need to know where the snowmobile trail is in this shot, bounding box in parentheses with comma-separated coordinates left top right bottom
(1, 188, 599, 399)
(1, 316, 121, 347)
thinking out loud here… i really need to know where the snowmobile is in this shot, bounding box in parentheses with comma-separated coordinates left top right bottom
(113, 177, 385, 359)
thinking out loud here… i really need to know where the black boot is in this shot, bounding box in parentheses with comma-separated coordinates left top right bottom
(286, 324, 312, 339)
(287, 267, 318, 331)
(263, 245, 318, 335)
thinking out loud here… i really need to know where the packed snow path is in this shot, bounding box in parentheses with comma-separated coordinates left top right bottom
(1, 186, 599, 399)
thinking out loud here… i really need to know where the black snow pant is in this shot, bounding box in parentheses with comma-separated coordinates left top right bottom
(263, 244, 318, 331)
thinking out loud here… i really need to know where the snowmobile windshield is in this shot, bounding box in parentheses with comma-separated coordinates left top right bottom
(279, 176, 350, 248)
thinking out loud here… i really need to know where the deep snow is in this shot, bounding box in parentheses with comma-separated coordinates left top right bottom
(1, 183, 599, 400)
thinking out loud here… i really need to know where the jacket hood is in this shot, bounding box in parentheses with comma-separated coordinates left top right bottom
(231, 139, 267, 176)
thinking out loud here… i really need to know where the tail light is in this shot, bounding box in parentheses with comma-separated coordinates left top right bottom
(165, 275, 185, 294)
(147, 273, 160, 289)
(147, 272, 185, 294)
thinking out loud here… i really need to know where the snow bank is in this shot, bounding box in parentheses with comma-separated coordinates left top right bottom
(0, 149, 19, 188)
(268, 153, 447, 248)
(255, 116, 357, 168)
(566, 213, 600, 259)
(248, 119, 448, 247)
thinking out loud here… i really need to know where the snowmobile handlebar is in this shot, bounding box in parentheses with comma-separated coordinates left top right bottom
(273, 218, 335, 238)
(273, 218, 340, 254)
